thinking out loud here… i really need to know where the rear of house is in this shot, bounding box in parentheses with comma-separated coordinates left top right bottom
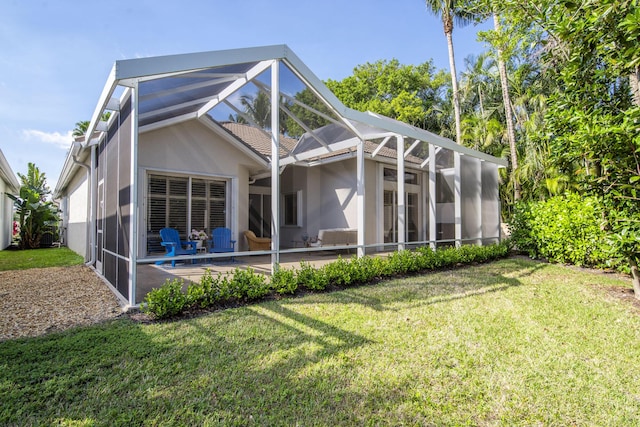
(55, 45, 506, 307)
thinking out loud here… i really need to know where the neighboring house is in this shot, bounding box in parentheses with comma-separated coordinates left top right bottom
(0, 149, 20, 250)
(54, 45, 507, 307)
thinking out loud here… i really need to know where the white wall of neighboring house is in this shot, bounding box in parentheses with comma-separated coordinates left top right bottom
(0, 178, 11, 249)
(65, 170, 90, 258)
(0, 149, 19, 250)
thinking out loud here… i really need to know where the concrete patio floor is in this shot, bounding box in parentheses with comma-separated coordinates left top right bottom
(135, 250, 357, 303)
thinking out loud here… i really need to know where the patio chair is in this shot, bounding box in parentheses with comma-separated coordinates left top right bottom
(207, 227, 236, 261)
(244, 230, 271, 251)
(157, 227, 197, 267)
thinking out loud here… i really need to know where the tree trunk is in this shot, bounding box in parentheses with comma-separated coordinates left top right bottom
(494, 14, 520, 201)
(630, 256, 640, 300)
(445, 29, 462, 145)
(630, 65, 640, 107)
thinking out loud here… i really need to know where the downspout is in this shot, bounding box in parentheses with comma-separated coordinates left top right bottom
(89, 144, 97, 266)
(71, 143, 95, 265)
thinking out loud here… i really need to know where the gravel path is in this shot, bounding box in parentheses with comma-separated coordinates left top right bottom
(0, 265, 124, 341)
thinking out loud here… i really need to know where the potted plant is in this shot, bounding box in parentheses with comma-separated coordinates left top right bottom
(189, 229, 208, 249)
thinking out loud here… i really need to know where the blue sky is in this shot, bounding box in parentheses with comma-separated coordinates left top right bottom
(0, 0, 491, 191)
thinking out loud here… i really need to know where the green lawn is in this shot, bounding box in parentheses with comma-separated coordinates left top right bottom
(0, 247, 83, 271)
(1, 258, 639, 426)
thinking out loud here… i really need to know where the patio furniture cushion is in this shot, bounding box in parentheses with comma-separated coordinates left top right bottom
(244, 230, 271, 251)
(309, 228, 357, 247)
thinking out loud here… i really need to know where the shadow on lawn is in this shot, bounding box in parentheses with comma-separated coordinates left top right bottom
(291, 257, 549, 313)
(0, 258, 550, 425)
(0, 305, 373, 424)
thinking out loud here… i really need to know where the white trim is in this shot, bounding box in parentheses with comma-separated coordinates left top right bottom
(356, 139, 365, 257)
(196, 60, 274, 117)
(396, 135, 405, 251)
(428, 143, 437, 250)
(454, 152, 462, 248)
(114, 45, 289, 81)
(270, 60, 280, 270)
(279, 137, 360, 166)
(404, 139, 421, 158)
(377, 162, 384, 250)
(371, 136, 392, 158)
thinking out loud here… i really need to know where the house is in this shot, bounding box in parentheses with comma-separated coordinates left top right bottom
(54, 45, 507, 307)
(0, 149, 20, 249)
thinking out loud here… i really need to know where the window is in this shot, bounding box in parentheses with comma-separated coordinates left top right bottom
(146, 173, 228, 253)
(383, 168, 419, 185)
(282, 190, 303, 227)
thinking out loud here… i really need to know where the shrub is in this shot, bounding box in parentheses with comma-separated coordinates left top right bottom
(186, 269, 221, 308)
(435, 246, 462, 267)
(142, 278, 188, 319)
(141, 243, 510, 318)
(324, 256, 353, 286)
(387, 250, 419, 275)
(270, 265, 298, 294)
(350, 255, 384, 283)
(510, 193, 611, 267)
(230, 267, 270, 300)
(298, 261, 329, 291)
(414, 246, 437, 270)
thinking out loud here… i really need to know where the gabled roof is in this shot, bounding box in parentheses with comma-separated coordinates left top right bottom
(220, 121, 425, 167)
(57, 45, 507, 196)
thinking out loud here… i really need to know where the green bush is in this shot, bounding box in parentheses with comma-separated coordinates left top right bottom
(186, 269, 223, 308)
(142, 243, 510, 318)
(350, 255, 385, 283)
(298, 261, 329, 291)
(387, 250, 420, 274)
(230, 267, 270, 300)
(142, 278, 188, 319)
(510, 193, 611, 267)
(324, 256, 353, 286)
(270, 265, 298, 294)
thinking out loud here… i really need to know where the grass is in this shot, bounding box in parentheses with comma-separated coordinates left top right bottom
(1, 258, 639, 425)
(0, 247, 83, 271)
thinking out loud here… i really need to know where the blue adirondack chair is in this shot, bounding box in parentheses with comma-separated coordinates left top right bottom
(157, 227, 197, 267)
(207, 227, 236, 261)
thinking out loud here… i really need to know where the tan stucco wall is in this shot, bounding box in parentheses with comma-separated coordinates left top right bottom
(138, 120, 263, 253)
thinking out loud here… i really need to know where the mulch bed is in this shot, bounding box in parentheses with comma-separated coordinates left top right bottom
(0, 265, 124, 341)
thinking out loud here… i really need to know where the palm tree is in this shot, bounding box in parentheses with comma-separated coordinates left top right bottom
(424, 0, 478, 144)
(492, 14, 520, 200)
(72, 121, 89, 137)
(72, 113, 111, 137)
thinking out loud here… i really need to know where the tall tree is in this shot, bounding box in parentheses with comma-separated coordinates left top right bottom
(325, 59, 449, 134)
(491, 14, 520, 200)
(72, 120, 89, 137)
(72, 113, 111, 137)
(493, 0, 640, 296)
(424, 0, 478, 144)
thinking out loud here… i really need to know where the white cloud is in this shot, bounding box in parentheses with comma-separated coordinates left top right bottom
(22, 129, 73, 150)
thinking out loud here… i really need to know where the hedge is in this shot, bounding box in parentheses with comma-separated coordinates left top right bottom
(142, 242, 509, 319)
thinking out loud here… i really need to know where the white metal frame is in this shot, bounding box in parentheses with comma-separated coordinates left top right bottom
(54, 44, 508, 306)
